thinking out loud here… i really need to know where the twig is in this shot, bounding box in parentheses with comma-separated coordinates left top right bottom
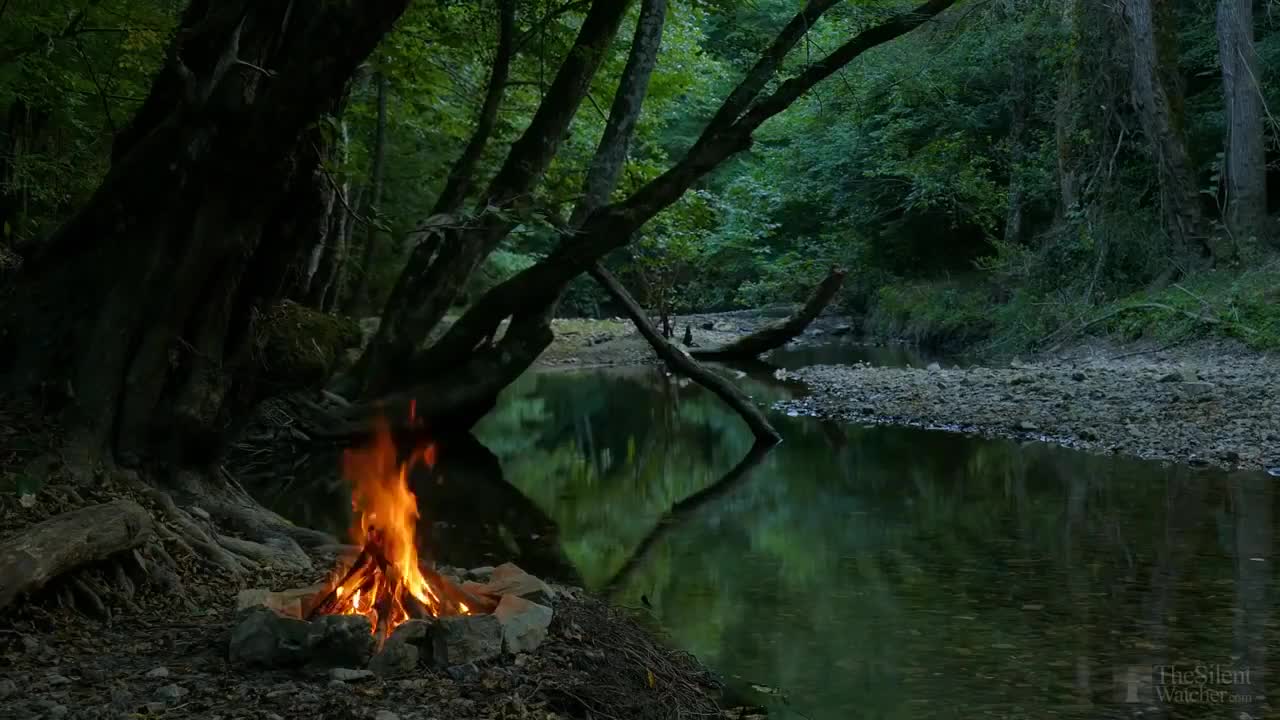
(234, 59, 276, 78)
(310, 141, 390, 233)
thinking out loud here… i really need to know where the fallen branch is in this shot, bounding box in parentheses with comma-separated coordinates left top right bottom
(590, 263, 781, 443)
(0, 500, 153, 611)
(691, 268, 847, 360)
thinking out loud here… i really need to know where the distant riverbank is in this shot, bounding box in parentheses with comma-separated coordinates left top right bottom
(778, 338, 1280, 472)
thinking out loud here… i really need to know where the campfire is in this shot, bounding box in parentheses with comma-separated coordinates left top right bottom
(230, 407, 556, 673)
(306, 408, 494, 639)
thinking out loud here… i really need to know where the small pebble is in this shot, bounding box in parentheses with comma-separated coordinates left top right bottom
(157, 684, 188, 701)
(0, 679, 16, 698)
(46, 675, 70, 686)
(375, 712, 399, 720)
(328, 668, 374, 682)
(145, 667, 170, 679)
(47, 705, 68, 718)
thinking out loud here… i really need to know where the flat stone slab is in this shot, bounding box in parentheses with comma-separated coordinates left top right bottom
(235, 583, 327, 620)
(462, 563, 555, 605)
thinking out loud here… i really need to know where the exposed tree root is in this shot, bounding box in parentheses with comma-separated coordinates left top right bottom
(0, 499, 153, 611)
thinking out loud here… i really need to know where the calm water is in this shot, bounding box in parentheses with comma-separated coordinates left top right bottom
(471, 364, 1277, 720)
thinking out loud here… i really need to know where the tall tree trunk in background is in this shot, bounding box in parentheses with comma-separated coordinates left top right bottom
(305, 120, 351, 308)
(431, 0, 516, 218)
(0, 0, 410, 465)
(1004, 29, 1029, 246)
(1216, 0, 1269, 250)
(1121, 0, 1209, 269)
(353, 71, 389, 313)
(1053, 0, 1082, 218)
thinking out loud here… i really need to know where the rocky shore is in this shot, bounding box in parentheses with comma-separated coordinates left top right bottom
(779, 342, 1280, 472)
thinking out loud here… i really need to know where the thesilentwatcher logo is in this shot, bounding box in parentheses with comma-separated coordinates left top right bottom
(1116, 664, 1258, 706)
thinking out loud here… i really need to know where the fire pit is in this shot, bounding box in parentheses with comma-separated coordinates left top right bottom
(229, 410, 557, 675)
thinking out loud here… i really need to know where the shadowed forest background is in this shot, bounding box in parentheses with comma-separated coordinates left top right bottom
(4, 0, 1278, 371)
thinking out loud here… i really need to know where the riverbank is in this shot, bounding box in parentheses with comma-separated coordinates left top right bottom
(778, 338, 1280, 472)
(0, 407, 735, 720)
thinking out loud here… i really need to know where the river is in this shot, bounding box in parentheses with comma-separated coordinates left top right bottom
(471, 343, 1276, 719)
(259, 341, 1276, 718)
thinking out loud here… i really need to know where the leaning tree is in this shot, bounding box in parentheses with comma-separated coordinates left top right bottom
(340, 0, 959, 432)
(1, 0, 958, 555)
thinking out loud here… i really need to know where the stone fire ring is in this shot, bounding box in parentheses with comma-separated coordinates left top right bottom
(228, 563, 556, 679)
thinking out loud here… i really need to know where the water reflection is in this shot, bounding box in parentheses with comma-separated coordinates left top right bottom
(475, 366, 1277, 720)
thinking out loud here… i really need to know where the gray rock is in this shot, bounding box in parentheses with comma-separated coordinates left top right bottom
(1016, 420, 1038, 431)
(144, 667, 170, 679)
(831, 324, 853, 336)
(228, 607, 311, 668)
(305, 614, 375, 668)
(369, 620, 433, 677)
(47, 705, 68, 718)
(1158, 370, 1186, 383)
(1009, 374, 1034, 386)
(143, 702, 167, 714)
(700, 321, 715, 331)
(494, 594, 553, 654)
(466, 566, 495, 582)
(46, 674, 70, 686)
(156, 685, 188, 702)
(926, 362, 941, 372)
(429, 614, 502, 667)
(1174, 381, 1215, 400)
(0, 679, 16, 699)
(712, 321, 735, 332)
(375, 711, 400, 720)
(328, 668, 374, 682)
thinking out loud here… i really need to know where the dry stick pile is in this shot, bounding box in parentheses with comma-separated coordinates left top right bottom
(552, 597, 722, 720)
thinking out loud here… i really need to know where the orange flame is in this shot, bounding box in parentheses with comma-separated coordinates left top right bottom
(312, 409, 476, 637)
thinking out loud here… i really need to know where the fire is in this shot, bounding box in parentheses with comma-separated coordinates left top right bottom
(309, 408, 481, 638)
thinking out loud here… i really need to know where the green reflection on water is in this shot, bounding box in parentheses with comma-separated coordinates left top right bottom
(475, 366, 1276, 720)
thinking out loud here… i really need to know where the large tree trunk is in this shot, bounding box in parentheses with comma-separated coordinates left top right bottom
(352, 71, 389, 312)
(1, 0, 409, 465)
(1120, 0, 1209, 268)
(1216, 0, 1269, 250)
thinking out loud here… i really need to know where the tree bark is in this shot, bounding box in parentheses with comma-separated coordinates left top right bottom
(592, 262, 779, 442)
(1120, 0, 1209, 267)
(1216, 0, 1268, 250)
(352, 71, 389, 312)
(0, 500, 153, 611)
(691, 268, 846, 360)
(1, 0, 410, 465)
